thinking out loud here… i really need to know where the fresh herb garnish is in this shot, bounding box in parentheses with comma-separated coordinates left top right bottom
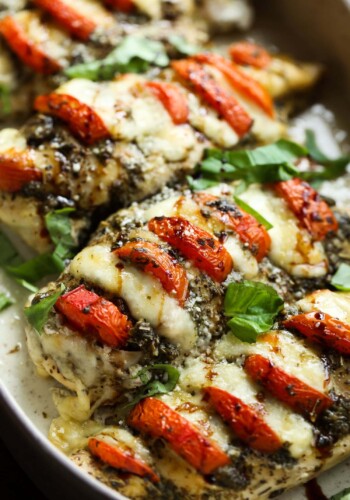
(65, 36, 169, 81)
(123, 364, 180, 409)
(234, 196, 273, 229)
(168, 34, 200, 55)
(331, 263, 350, 292)
(15, 279, 39, 293)
(224, 280, 284, 343)
(331, 487, 350, 500)
(0, 293, 14, 312)
(304, 129, 350, 182)
(188, 136, 350, 192)
(188, 139, 304, 193)
(0, 208, 76, 287)
(0, 84, 11, 115)
(24, 284, 66, 334)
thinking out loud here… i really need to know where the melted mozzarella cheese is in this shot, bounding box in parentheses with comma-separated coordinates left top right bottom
(243, 58, 323, 99)
(69, 244, 197, 350)
(57, 78, 197, 163)
(180, 358, 313, 458)
(67, 0, 115, 28)
(133, 0, 162, 18)
(298, 289, 350, 323)
(16, 10, 72, 66)
(0, 128, 27, 152)
(240, 184, 328, 278)
(215, 330, 327, 393)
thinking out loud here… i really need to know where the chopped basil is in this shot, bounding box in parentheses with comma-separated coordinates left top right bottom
(0, 84, 11, 115)
(0, 293, 14, 312)
(123, 364, 180, 409)
(15, 279, 39, 293)
(224, 280, 284, 343)
(331, 488, 350, 500)
(234, 196, 273, 230)
(45, 207, 76, 268)
(331, 263, 350, 292)
(24, 284, 65, 334)
(304, 129, 350, 182)
(6, 252, 63, 282)
(168, 34, 200, 55)
(0, 230, 23, 267)
(65, 36, 169, 81)
(187, 139, 304, 192)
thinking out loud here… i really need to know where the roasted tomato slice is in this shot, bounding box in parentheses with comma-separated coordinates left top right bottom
(115, 241, 189, 305)
(148, 216, 233, 282)
(0, 15, 61, 74)
(33, 0, 96, 40)
(146, 81, 188, 125)
(285, 312, 350, 356)
(128, 397, 230, 475)
(203, 387, 282, 453)
(103, 0, 134, 13)
(88, 436, 160, 483)
(193, 53, 274, 117)
(0, 152, 42, 192)
(172, 59, 253, 137)
(244, 354, 333, 421)
(193, 192, 271, 261)
(274, 178, 338, 241)
(55, 285, 132, 347)
(34, 94, 110, 145)
(229, 41, 272, 69)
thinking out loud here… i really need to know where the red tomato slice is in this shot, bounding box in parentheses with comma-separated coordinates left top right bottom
(103, 0, 134, 12)
(33, 0, 96, 40)
(115, 240, 189, 306)
(244, 354, 333, 420)
(275, 178, 338, 241)
(0, 15, 61, 74)
(88, 436, 159, 483)
(148, 216, 233, 282)
(55, 285, 132, 347)
(193, 53, 274, 117)
(172, 59, 253, 137)
(193, 192, 271, 261)
(34, 93, 110, 145)
(229, 41, 272, 69)
(146, 81, 188, 125)
(285, 312, 350, 356)
(128, 397, 230, 475)
(203, 387, 282, 453)
(0, 152, 42, 193)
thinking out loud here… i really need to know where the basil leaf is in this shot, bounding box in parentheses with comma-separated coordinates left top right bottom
(65, 36, 169, 81)
(224, 280, 284, 343)
(124, 364, 180, 409)
(0, 293, 14, 312)
(45, 208, 75, 249)
(189, 140, 304, 192)
(6, 252, 63, 282)
(0, 230, 23, 267)
(168, 35, 200, 55)
(304, 129, 350, 182)
(331, 263, 350, 291)
(24, 284, 65, 334)
(234, 196, 273, 229)
(15, 279, 39, 293)
(331, 488, 350, 500)
(186, 175, 219, 191)
(0, 84, 11, 115)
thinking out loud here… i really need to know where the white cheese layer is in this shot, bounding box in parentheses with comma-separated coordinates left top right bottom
(56, 77, 198, 163)
(240, 184, 328, 278)
(69, 244, 197, 350)
(298, 289, 350, 323)
(15, 10, 72, 67)
(180, 358, 314, 458)
(215, 330, 327, 393)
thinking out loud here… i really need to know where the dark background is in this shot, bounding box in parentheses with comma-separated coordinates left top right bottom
(0, 437, 47, 500)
